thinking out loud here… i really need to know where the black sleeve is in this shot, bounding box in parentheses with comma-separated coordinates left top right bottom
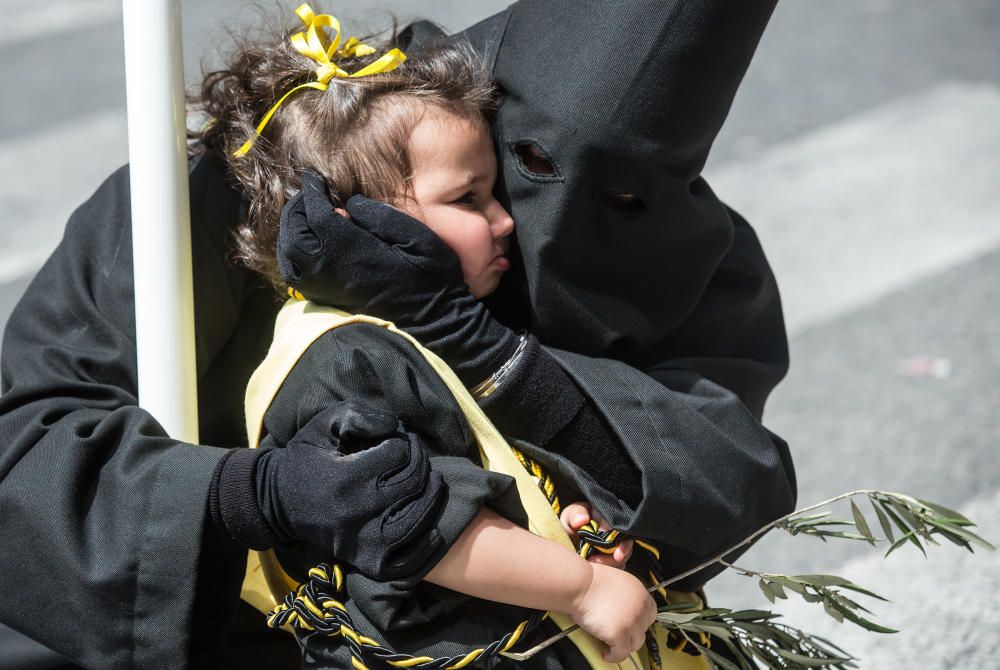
(259, 323, 523, 629)
(479, 336, 643, 508)
(0, 165, 239, 668)
(542, 210, 796, 590)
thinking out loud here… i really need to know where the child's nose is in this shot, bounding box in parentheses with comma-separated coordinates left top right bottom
(489, 199, 515, 238)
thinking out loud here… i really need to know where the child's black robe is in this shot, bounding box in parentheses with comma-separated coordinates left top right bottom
(256, 316, 764, 669)
(257, 321, 584, 669)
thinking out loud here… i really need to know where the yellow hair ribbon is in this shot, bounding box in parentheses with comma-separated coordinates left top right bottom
(233, 3, 406, 157)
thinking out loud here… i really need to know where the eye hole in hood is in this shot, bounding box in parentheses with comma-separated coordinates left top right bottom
(593, 187, 647, 215)
(511, 141, 561, 181)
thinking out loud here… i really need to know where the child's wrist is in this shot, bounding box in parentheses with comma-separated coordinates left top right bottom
(565, 555, 597, 616)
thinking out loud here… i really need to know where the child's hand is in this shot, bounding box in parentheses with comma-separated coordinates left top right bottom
(570, 562, 657, 663)
(560, 502, 633, 568)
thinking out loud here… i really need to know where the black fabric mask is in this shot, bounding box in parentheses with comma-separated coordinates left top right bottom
(446, 1, 778, 361)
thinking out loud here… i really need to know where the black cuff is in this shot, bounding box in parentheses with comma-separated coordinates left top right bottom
(480, 336, 585, 445)
(481, 338, 643, 508)
(208, 447, 280, 551)
(550, 406, 643, 508)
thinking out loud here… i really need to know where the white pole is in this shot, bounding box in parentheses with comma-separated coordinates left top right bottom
(122, 0, 199, 443)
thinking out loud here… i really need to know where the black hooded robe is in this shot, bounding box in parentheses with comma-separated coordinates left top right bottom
(0, 2, 794, 667)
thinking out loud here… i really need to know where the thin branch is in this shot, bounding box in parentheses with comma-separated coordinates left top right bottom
(653, 490, 880, 590)
(511, 490, 989, 665)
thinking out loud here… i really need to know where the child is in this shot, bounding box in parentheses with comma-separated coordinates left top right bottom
(193, 5, 702, 669)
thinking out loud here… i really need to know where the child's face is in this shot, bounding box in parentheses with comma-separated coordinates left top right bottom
(399, 109, 514, 299)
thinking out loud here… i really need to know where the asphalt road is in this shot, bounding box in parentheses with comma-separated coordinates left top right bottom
(1, 1, 998, 667)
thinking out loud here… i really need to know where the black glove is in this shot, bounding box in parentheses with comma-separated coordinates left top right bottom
(210, 400, 446, 580)
(277, 171, 519, 387)
(272, 176, 643, 506)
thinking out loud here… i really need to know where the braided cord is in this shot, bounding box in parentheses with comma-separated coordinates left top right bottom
(267, 447, 692, 668)
(512, 450, 709, 668)
(268, 564, 548, 670)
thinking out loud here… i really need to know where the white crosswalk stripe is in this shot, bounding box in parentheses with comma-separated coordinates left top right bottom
(0, 0, 119, 46)
(0, 110, 127, 283)
(707, 81, 1000, 336)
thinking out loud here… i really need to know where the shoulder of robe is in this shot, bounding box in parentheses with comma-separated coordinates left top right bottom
(69, 150, 273, 369)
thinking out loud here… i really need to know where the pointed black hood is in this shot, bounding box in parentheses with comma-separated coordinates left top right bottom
(445, 0, 777, 361)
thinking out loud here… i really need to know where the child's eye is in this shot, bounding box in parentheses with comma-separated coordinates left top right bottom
(452, 192, 476, 206)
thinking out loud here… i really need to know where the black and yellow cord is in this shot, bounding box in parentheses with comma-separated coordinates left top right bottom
(266, 446, 705, 669)
(268, 563, 549, 670)
(512, 450, 709, 668)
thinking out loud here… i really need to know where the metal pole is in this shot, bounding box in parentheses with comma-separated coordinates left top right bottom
(121, 0, 199, 443)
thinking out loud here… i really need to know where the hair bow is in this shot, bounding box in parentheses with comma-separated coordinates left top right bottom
(234, 3, 406, 157)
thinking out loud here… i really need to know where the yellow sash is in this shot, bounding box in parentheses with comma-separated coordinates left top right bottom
(240, 299, 708, 670)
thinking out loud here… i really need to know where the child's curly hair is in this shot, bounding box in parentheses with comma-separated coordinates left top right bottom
(190, 9, 495, 287)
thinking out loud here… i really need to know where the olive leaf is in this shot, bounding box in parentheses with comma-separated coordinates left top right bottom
(850, 500, 876, 546)
(871, 499, 894, 543)
(656, 607, 857, 669)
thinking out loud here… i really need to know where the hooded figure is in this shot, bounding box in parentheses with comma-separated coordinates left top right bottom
(477, 0, 797, 563)
(0, 1, 793, 668)
(471, 0, 789, 412)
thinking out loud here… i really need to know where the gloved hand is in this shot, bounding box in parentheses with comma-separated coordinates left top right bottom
(277, 171, 519, 387)
(271, 176, 641, 508)
(211, 400, 446, 580)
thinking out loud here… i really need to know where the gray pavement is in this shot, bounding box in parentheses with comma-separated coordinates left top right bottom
(1, 1, 998, 668)
(718, 245, 1000, 667)
(710, 0, 1000, 167)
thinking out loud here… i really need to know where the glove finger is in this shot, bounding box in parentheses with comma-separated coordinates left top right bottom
(381, 528, 445, 581)
(381, 469, 445, 552)
(278, 172, 381, 304)
(299, 401, 405, 456)
(276, 187, 314, 284)
(344, 434, 412, 484)
(345, 194, 461, 274)
(377, 430, 430, 491)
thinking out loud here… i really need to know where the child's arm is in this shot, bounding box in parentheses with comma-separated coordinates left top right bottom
(425, 507, 656, 663)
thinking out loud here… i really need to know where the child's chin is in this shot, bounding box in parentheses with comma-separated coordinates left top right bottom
(470, 277, 500, 300)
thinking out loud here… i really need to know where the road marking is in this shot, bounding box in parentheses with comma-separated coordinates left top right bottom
(707, 81, 1000, 336)
(0, 109, 128, 283)
(0, 0, 119, 46)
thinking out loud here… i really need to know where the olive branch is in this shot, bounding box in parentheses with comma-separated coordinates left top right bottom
(651, 490, 994, 669)
(508, 490, 993, 668)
